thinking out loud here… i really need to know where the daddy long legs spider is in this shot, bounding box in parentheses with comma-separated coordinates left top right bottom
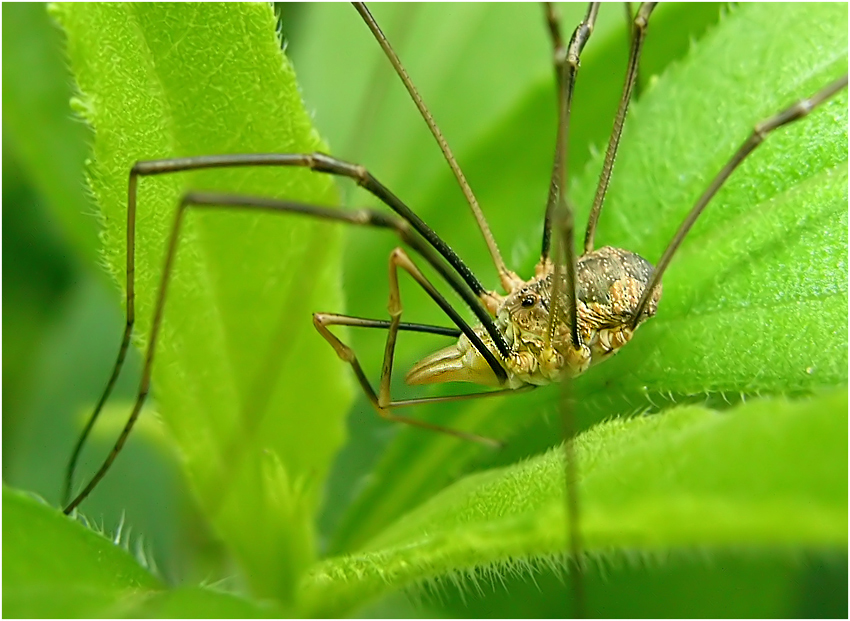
(56, 2, 844, 616)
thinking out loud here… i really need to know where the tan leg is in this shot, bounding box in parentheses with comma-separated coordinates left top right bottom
(313, 247, 514, 448)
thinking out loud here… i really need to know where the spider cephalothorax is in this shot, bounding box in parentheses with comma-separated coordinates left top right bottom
(406, 245, 662, 389)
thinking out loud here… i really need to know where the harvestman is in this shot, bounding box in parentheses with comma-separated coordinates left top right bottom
(62, 5, 847, 577)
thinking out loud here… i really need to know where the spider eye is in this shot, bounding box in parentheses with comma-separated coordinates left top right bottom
(521, 294, 536, 308)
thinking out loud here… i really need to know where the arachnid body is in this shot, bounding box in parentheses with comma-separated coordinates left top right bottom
(48, 3, 847, 617)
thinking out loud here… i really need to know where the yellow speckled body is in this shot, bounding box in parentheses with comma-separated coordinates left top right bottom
(406, 246, 662, 389)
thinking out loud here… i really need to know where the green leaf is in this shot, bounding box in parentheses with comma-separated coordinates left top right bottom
(302, 390, 848, 616)
(3, 486, 291, 618)
(51, 3, 351, 601)
(307, 2, 847, 553)
(297, 0, 727, 556)
(122, 586, 287, 618)
(568, 1, 849, 410)
(2, 486, 160, 618)
(40, 3, 847, 617)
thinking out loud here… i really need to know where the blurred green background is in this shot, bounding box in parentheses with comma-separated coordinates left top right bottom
(3, 3, 846, 617)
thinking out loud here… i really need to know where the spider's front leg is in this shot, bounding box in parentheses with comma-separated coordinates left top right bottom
(314, 246, 505, 448)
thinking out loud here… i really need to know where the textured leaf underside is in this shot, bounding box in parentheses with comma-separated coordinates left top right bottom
(301, 391, 848, 615)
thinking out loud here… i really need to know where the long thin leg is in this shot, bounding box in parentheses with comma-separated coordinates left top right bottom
(548, 203, 583, 356)
(310, 312, 532, 412)
(63, 190, 509, 514)
(316, 312, 461, 338)
(143, 156, 509, 349)
(316, 245, 520, 448)
(630, 73, 849, 327)
(208, 302, 508, 520)
(62, 328, 132, 505)
(552, 202, 585, 618)
(540, 2, 600, 266)
(132, 153, 507, 345)
(540, 7, 598, 616)
(540, 2, 599, 351)
(624, 2, 643, 100)
(583, 2, 657, 254)
(379, 246, 506, 417)
(541, 3, 566, 98)
(540, 0, 564, 265)
(560, 354, 584, 618)
(543, 197, 587, 617)
(62, 152, 514, 507)
(317, 313, 509, 447)
(352, 3, 521, 293)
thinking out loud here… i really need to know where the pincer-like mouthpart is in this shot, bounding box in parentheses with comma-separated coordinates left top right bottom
(405, 336, 503, 387)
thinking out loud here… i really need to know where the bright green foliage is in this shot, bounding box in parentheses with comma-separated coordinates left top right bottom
(311, 1, 849, 554)
(4, 2, 847, 618)
(4, 487, 285, 618)
(49, 2, 351, 602)
(301, 391, 848, 615)
(3, 487, 160, 618)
